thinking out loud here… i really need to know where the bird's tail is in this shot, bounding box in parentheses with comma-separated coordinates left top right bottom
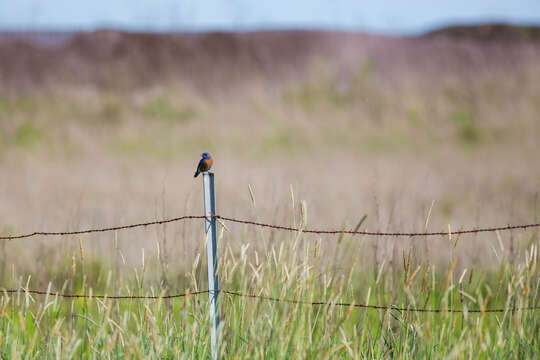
(194, 170, 200, 178)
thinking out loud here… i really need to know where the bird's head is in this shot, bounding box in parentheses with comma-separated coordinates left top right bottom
(201, 152, 210, 159)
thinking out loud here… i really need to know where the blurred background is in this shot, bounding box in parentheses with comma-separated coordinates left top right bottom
(0, 1, 539, 283)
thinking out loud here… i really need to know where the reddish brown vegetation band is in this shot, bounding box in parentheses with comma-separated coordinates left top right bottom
(1, 25, 539, 91)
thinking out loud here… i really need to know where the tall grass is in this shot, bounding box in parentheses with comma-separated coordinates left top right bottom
(0, 214, 538, 358)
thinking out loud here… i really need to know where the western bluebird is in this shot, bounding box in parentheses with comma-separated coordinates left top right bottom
(194, 152, 213, 177)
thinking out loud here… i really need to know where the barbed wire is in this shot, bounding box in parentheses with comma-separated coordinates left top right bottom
(216, 216, 540, 237)
(0, 215, 207, 240)
(2, 287, 538, 313)
(2, 288, 209, 299)
(1, 214, 538, 240)
(222, 290, 539, 313)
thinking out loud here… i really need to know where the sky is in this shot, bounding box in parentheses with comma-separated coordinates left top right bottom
(1, 0, 540, 34)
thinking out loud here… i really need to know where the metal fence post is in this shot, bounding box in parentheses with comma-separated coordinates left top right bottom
(203, 172, 220, 360)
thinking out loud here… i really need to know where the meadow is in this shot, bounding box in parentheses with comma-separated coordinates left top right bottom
(0, 30, 539, 358)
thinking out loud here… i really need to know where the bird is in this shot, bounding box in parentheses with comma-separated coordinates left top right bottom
(194, 152, 213, 177)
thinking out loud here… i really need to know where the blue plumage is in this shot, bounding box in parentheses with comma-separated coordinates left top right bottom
(194, 152, 213, 177)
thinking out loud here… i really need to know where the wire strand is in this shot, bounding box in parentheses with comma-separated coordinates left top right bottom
(3, 287, 538, 313)
(0, 215, 207, 240)
(2, 288, 209, 299)
(1, 215, 538, 240)
(216, 216, 540, 237)
(222, 290, 539, 313)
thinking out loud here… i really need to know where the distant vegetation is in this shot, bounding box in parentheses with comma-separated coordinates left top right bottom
(425, 23, 540, 42)
(1, 24, 539, 92)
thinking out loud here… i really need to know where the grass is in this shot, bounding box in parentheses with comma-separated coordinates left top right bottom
(450, 108, 481, 146)
(0, 186, 539, 358)
(141, 96, 198, 124)
(0, 226, 538, 358)
(13, 122, 45, 149)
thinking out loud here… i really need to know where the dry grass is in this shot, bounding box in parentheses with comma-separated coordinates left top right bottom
(1, 52, 539, 270)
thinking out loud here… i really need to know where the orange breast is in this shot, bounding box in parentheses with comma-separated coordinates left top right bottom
(203, 158, 214, 170)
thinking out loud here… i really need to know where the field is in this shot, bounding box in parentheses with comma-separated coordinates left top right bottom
(0, 28, 539, 358)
